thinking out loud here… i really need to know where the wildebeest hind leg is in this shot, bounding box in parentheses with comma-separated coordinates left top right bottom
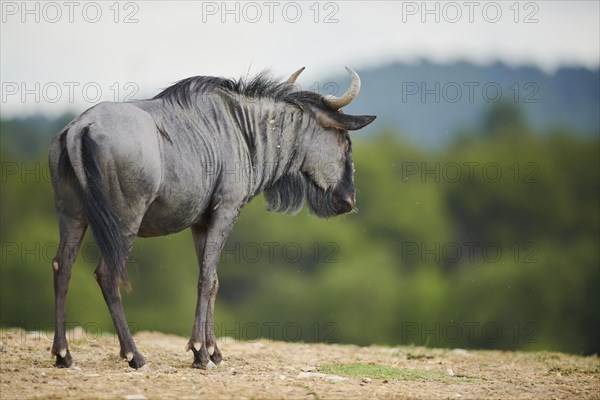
(94, 233, 145, 369)
(52, 215, 87, 368)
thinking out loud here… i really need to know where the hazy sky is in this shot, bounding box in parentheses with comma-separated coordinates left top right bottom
(1, 1, 598, 116)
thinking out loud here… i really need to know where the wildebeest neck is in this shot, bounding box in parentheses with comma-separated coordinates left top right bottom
(224, 97, 309, 197)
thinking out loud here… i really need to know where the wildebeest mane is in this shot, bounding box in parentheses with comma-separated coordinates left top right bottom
(264, 172, 340, 218)
(153, 70, 326, 111)
(264, 173, 306, 215)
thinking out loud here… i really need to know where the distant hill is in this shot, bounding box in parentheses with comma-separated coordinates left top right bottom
(329, 61, 599, 147)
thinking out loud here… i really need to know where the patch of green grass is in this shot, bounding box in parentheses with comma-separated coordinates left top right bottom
(405, 352, 434, 360)
(548, 366, 600, 376)
(529, 352, 562, 363)
(320, 363, 475, 382)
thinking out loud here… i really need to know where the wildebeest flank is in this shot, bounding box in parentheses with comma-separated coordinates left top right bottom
(49, 67, 376, 369)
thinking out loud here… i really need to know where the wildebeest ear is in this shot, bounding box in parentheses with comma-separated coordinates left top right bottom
(318, 112, 377, 131)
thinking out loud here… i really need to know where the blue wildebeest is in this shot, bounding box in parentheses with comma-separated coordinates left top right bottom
(49, 67, 376, 369)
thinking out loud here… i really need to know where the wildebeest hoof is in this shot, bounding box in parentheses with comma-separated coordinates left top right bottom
(191, 345, 210, 369)
(210, 346, 223, 365)
(126, 352, 146, 369)
(192, 356, 210, 369)
(54, 350, 73, 368)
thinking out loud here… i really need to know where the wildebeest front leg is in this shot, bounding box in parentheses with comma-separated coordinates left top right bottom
(206, 277, 222, 364)
(52, 216, 86, 368)
(188, 210, 238, 368)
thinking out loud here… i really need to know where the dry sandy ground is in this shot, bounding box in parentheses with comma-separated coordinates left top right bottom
(0, 329, 598, 399)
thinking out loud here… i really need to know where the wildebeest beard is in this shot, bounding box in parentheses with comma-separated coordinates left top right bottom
(264, 173, 341, 218)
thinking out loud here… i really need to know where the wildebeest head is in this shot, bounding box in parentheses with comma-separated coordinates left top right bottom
(265, 67, 376, 218)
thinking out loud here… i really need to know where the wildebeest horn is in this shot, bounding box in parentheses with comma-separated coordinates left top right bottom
(323, 66, 361, 110)
(286, 67, 305, 85)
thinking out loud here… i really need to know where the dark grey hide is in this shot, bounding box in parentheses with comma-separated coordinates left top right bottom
(49, 69, 376, 369)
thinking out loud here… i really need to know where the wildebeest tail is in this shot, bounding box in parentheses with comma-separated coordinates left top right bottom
(63, 125, 129, 287)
